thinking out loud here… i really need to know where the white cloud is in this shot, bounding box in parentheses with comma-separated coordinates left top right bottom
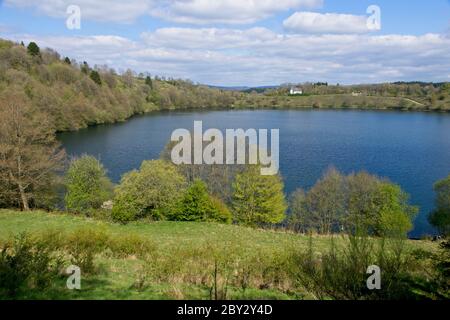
(4, 0, 154, 23)
(150, 0, 323, 24)
(283, 11, 372, 34)
(141, 27, 279, 49)
(4, 30, 449, 86)
(4, 0, 323, 24)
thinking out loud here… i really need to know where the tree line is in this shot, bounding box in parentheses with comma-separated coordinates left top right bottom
(0, 39, 239, 132)
(1, 39, 449, 238)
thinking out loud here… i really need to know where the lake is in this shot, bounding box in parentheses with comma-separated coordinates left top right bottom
(58, 109, 450, 237)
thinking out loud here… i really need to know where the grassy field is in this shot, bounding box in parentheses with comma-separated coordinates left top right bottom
(233, 94, 450, 112)
(0, 209, 439, 300)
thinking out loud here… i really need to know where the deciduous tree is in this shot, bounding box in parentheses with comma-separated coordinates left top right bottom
(0, 91, 65, 210)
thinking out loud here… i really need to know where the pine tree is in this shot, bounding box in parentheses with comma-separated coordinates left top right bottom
(27, 42, 40, 56)
(90, 70, 102, 86)
(145, 76, 153, 89)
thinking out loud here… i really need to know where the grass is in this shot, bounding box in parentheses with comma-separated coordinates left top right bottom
(0, 209, 439, 300)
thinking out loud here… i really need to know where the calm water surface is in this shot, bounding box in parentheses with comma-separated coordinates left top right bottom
(58, 109, 450, 237)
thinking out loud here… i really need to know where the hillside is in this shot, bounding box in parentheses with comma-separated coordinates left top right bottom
(0, 39, 238, 132)
(1, 38, 449, 137)
(0, 209, 438, 300)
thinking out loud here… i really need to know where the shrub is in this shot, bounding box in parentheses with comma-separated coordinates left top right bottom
(171, 179, 232, 223)
(294, 235, 417, 300)
(65, 155, 113, 213)
(64, 228, 109, 274)
(108, 233, 156, 259)
(0, 233, 64, 298)
(112, 160, 186, 223)
(429, 175, 450, 237)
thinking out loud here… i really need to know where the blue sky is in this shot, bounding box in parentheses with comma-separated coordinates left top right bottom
(1, 0, 449, 86)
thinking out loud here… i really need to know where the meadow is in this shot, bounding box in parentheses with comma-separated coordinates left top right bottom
(0, 210, 439, 300)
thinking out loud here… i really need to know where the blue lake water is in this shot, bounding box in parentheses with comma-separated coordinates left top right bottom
(58, 109, 450, 237)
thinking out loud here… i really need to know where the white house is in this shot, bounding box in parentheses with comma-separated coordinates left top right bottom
(290, 87, 303, 95)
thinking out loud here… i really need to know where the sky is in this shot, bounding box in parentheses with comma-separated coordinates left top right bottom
(0, 0, 449, 86)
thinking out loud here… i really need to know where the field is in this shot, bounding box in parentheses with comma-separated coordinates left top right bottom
(0, 210, 438, 300)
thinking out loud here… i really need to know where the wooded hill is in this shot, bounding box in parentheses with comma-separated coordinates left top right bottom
(0, 39, 238, 132)
(0, 38, 449, 134)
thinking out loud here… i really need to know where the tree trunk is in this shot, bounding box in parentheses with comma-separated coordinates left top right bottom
(18, 182, 29, 211)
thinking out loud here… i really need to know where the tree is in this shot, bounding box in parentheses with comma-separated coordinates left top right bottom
(64, 57, 71, 65)
(27, 42, 40, 57)
(171, 179, 232, 223)
(375, 183, 416, 237)
(287, 188, 308, 233)
(302, 168, 346, 234)
(89, 70, 102, 86)
(0, 91, 65, 210)
(289, 169, 417, 237)
(65, 155, 113, 213)
(145, 76, 153, 89)
(429, 175, 450, 237)
(232, 165, 287, 226)
(112, 160, 186, 223)
(81, 61, 89, 74)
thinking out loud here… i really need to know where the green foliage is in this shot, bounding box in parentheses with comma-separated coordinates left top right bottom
(294, 235, 416, 300)
(434, 240, 450, 298)
(302, 168, 346, 234)
(0, 210, 441, 300)
(108, 233, 156, 259)
(0, 233, 63, 298)
(376, 183, 416, 237)
(65, 228, 109, 274)
(232, 165, 287, 226)
(145, 76, 153, 89)
(26, 42, 40, 57)
(171, 179, 232, 223)
(112, 160, 186, 223)
(429, 175, 450, 236)
(287, 189, 307, 233)
(64, 155, 113, 213)
(64, 57, 71, 65)
(286, 169, 417, 237)
(89, 70, 102, 85)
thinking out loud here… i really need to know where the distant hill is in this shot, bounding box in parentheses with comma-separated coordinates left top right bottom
(207, 85, 280, 92)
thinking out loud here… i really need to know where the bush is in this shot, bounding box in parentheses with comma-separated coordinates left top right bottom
(429, 175, 450, 236)
(294, 235, 417, 300)
(108, 233, 156, 259)
(64, 228, 109, 274)
(65, 155, 113, 214)
(112, 160, 186, 223)
(0, 233, 64, 298)
(171, 179, 232, 223)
